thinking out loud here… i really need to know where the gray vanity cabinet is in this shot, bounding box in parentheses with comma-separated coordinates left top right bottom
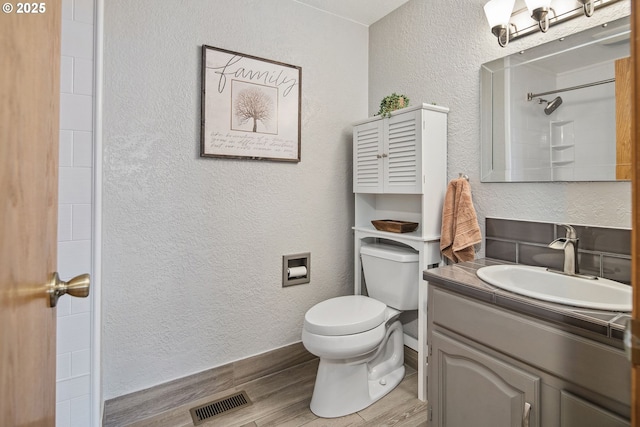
(427, 286, 630, 427)
(560, 391, 629, 427)
(431, 331, 539, 426)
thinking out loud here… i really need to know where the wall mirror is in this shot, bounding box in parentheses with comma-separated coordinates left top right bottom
(480, 15, 630, 182)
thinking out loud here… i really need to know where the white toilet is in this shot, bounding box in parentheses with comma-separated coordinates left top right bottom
(301, 242, 419, 418)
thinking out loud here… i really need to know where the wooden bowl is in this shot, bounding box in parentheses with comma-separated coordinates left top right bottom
(371, 220, 419, 233)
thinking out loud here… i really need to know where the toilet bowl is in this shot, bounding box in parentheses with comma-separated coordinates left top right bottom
(301, 242, 419, 418)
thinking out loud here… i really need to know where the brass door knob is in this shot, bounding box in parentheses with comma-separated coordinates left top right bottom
(47, 272, 90, 308)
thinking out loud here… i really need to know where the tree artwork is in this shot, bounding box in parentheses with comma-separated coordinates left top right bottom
(234, 87, 273, 132)
(201, 45, 301, 161)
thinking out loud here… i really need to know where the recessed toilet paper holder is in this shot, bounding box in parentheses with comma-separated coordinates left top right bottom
(282, 252, 310, 287)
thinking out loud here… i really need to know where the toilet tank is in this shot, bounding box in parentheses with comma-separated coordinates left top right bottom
(360, 242, 419, 310)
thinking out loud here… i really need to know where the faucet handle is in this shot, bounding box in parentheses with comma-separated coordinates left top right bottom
(556, 223, 577, 239)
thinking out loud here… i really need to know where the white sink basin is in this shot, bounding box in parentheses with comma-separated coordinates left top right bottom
(476, 265, 632, 312)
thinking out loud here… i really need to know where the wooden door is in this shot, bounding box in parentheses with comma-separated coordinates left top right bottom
(616, 56, 632, 180)
(0, 1, 62, 425)
(633, 3, 640, 427)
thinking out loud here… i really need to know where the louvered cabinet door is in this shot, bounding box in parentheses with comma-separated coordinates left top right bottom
(353, 120, 384, 193)
(384, 110, 423, 194)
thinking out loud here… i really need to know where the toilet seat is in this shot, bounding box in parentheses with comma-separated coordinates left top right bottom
(304, 295, 387, 336)
(302, 323, 386, 360)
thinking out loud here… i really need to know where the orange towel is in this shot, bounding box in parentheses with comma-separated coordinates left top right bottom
(440, 178, 482, 263)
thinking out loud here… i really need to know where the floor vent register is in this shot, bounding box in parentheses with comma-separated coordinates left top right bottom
(189, 390, 252, 425)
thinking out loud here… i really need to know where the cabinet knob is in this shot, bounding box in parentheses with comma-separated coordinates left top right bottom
(522, 402, 531, 427)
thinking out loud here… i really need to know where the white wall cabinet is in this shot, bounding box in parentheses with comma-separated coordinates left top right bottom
(353, 104, 448, 194)
(352, 103, 449, 402)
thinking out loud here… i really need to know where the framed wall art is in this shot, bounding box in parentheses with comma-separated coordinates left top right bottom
(200, 45, 302, 162)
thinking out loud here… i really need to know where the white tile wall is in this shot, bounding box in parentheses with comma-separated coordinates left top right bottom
(57, 0, 95, 426)
(60, 94, 93, 131)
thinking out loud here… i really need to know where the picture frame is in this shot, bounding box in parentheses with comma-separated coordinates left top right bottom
(200, 45, 302, 162)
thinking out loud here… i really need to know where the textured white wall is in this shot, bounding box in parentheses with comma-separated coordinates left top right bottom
(102, 0, 368, 398)
(370, 0, 632, 242)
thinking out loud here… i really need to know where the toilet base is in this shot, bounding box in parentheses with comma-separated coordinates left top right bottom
(309, 321, 405, 418)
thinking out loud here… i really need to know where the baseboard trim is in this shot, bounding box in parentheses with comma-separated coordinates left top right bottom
(103, 340, 420, 426)
(102, 342, 315, 427)
(404, 345, 418, 371)
(403, 333, 418, 351)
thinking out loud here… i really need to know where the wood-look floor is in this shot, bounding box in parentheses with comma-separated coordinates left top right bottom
(126, 359, 428, 427)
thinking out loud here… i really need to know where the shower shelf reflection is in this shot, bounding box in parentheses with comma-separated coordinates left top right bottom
(550, 120, 575, 171)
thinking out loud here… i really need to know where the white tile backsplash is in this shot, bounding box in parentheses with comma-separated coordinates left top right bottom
(71, 291, 92, 314)
(60, 93, 93, 131)
(57, 374, 91, 402)
(57, 352, 72, 380)
(61, 20, 94, 59)
(57, 292, 72, 318)
(58, 204, 73, 242)
(70, 395, 92, 427)
(59, 130, 74, 167)
(57, 1, 94, 424)
(57, 313, 91, 354)
(73, 131, 93, 167)
(58, 240, 92, 278)
(56, 400, 71, 427)
(72, 349, 91, 377)
(61, 56, 74, 94)
(59, 167, 92, 204)
(73, 0, 94, 24)
(73, 59, 93, 96)
(72, 204, 92, 240)
(62, 0, 73, 21)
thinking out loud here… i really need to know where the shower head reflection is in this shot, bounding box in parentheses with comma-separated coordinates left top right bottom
(539, 96, 563, 115)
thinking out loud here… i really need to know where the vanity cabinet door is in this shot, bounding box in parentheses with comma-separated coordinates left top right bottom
(560, 391, 629, 427)
(430, 331, 540, 427)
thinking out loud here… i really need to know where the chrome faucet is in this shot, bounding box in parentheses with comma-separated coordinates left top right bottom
(548, 224, 579, 276)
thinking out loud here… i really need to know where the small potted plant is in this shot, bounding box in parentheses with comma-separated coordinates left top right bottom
(376, 93, 410, 118)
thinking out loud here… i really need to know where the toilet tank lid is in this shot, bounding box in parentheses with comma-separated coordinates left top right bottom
(360, 243, 419, 263)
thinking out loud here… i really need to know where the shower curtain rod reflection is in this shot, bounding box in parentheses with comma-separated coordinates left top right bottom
(527, 77, 615, 101)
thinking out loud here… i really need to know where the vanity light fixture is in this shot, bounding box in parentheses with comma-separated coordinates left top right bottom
(484, 0, 516, 47)
(524, 0, 552, 32)
(484, 0, 620, 48)
(577, 0, 595, 17)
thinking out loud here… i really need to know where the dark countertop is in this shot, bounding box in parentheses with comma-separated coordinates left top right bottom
(423, 258, 630, 347)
